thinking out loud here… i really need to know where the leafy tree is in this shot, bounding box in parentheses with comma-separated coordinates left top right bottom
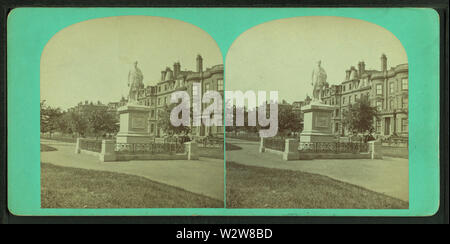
(157, 103, 191, 136)
(40, 100, 62, 137)
(87, 108, 119, 139)
(277, 105, 303, 136)
(56, 112, 72, 135)
(342, 96, 378, 134)
(67, 111, 88, 137)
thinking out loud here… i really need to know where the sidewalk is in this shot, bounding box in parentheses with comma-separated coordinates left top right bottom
(41, 139, 224, 201)
(226, 138, 409, 202)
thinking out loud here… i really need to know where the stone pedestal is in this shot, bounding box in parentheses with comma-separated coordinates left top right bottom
(300, 101, 335, 143)
(116, 104, 151, 144)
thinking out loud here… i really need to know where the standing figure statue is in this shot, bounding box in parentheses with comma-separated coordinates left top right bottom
(128, 61, 144, 104)
(311, 60, 328, 102)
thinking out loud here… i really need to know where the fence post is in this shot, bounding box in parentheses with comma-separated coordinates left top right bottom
(259, 137, 265, 153)
(75, 138, 81, 154)
(368, 140, 383, 160)
(184, 141, 199, 160)
(99, 140, 116, 162)
(283, 139, 299, 161)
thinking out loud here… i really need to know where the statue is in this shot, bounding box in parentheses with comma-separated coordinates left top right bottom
(311, 60, 328, 102)
(127, 61, 144, 104)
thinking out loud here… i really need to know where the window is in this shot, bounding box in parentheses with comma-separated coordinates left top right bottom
(150, 124, 155, 133)
(390, 99, 394, 110)
(335, 123, 339, 132)
(355, 95, 358, 102)
(402, 78, 408, 90)
(343, 97, 346, 104)
(402, 97, 408, 108)
(389, 82, 395, 94)
(376, 120, 381, 133)
(335, 109, 339, 117)
(217, 79, 223, 91)
(376, 101, 382, 111)
(402, 118, 408, 132)
(158, 86, 161, 92)
(349, 96, 352, 104)
(164, 97, 167, 104)
(349, 84, 352, 90)
(376, 84, 382, 95)
(150, 110, 155, 118)
(158, 98, 161, 105)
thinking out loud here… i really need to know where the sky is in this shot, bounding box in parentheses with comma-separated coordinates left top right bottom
(41, 15, 408, 110)
(225, 16, 408, 104)
(40, 16, 223, 110)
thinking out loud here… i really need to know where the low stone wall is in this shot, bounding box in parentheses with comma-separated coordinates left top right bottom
(75, 138, 102, 156)
(76, 138, 198, 162)
(298, 152, 371, 160)
(259, 137, 383, 161)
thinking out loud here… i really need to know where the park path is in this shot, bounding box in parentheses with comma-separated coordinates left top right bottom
(40, 139, 224, 201)
(226, 138, 409, 202)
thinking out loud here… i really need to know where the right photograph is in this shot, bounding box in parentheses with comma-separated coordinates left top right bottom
(225, 16, 409, 209)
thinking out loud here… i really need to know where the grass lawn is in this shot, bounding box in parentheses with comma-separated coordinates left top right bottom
(226, 161, 408, 209)
(41, 144, 57, 152)
(382, 146, 408, 159)
(41, 163, 223, 208)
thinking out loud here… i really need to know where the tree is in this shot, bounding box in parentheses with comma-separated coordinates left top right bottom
(56, 111, 72, 135)
(278, 105, 302, 136)
(157, 103, 191, 136)
(87, 108, 119, 139)
(40, 100, 62, 137)
(67, 111, 88, 137)
(342, 96, 378, 134)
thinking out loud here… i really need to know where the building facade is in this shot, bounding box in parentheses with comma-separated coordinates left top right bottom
(319, 54, 408, 138)
(136, 55, 224, 138)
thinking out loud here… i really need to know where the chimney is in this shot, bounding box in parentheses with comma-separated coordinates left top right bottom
(196, 54, 203, 72)
(165, 67, 173, 80)
(381, 54, 387, 72)
(358, 61, 365, 76)
(173, 62, 181, 78)
(345, 69, 351, 81)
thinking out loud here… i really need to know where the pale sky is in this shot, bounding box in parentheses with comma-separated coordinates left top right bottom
(226, 16, 408, 104)
(41, 16, 223, 110)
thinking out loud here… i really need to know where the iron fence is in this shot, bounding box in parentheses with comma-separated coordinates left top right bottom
(265, 138, 285, 151)
(115, 142, 185, 154)
(381, 137, 408, 148)
(298, 142, 369, 154)
(79, 139, 102, 153)
(197, 137, 224, 148)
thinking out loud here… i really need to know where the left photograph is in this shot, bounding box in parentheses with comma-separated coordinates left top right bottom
(40, 16, 225, 208)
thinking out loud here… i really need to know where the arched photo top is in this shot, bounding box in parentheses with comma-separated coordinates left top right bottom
(40, 15, 223, 110)
(225, 16, 408, 103)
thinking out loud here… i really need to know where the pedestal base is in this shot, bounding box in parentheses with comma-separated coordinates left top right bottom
(116, 104, 151, 144)
(300, 101, 336, 143)
(299, 133, 336, 143)
(116, 133, 152, 144)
